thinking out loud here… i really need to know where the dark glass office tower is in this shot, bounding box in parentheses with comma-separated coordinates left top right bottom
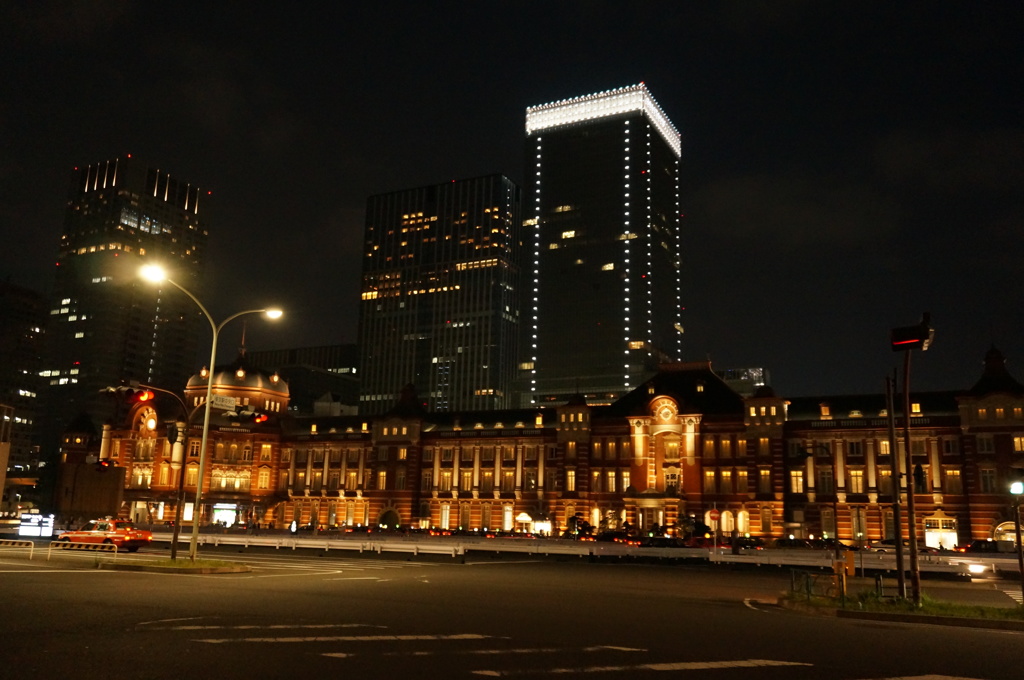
(358, 175, 522, 414)
(523, 84, 682, 405)
(0, 281, 46, 474)
(40, 156, 208, 459)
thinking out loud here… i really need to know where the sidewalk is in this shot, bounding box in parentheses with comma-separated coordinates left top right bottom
(848, 574, 1022, 609)
(785, 574, 1024, 632)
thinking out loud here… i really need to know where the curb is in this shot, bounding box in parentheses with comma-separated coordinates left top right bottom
(781, 598, 1024, 631)
(836, 608, 1024, 632)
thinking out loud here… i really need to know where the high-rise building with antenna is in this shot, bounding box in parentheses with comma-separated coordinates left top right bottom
(39, 155, 209, 460)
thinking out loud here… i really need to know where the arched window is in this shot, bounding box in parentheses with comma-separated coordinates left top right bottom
(737, 510, 750, 534)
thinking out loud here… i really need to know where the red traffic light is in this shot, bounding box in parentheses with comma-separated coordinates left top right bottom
(125, 388, 156, 402)
(890, 314, 934, 352)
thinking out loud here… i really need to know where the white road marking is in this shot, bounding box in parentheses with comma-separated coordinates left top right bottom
(250, 570, 345, 578)
(161, 623, 384, 631)
(471, 658, 812, 676)
(138, 617, 208, 626)
(367, 645, 647, 659)
(851, 676, 986, 680)
(1001, 588, 1023, 605)
(197, 632, 492, 644)
(0, 568, 118, 574)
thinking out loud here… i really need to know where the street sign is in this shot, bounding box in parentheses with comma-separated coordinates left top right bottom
(209, 394, 236, 410)
(708, 509, 720, 522)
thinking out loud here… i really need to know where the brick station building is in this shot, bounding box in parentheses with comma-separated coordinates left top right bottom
(83, 348, 1024, 548)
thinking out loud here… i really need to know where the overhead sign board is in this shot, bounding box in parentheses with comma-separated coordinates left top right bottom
(209, 394, 236, 410)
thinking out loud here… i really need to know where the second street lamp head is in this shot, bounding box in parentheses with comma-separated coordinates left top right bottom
(139, 263, 167, 283)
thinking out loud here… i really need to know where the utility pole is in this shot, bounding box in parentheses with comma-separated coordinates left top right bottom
(884, 374, 906, 599)
(889, 313, 934, 608)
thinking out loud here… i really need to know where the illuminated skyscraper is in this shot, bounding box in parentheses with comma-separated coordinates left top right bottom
(39, 156, 209, 459)
(358, 175, 522, 414)
(523, 84, 682, 405)
(0, 281, 46, 473)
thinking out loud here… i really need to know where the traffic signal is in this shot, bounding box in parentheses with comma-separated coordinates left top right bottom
(133, 389, 156, 403)
(890, 313, 934, 352)
(251, 412, 269, 424)
(96, 459, 112, 472)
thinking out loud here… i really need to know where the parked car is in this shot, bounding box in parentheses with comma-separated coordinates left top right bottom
(772, 537, 812, 549)
(56, 519, 153, 552)
(725, 536, 765, 551)
(684, 535, 728, 549)
(594, 531, 641, 546)
(956, 539, 1015, 554)
(807, 538, 856, 551)
(641, 536, 686, 548)
(867, 538, 939, 554)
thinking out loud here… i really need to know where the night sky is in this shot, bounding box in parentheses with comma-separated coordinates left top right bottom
(1, 2, 1021, 398)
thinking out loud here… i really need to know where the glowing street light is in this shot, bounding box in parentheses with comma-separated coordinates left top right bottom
(140, 264, 282, 562)
(1010, 479, 1024, 604)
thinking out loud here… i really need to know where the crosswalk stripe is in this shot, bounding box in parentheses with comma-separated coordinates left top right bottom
(196, 632, 492, 644)
(851, 676, 986, 680)
(366, 645, 648, 659)
(158, 623, 384, 631)
(471, 658, 812, 676)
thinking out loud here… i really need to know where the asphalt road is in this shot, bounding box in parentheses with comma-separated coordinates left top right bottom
(1, 544, 1021, 679)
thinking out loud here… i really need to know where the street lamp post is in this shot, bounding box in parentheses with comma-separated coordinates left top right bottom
(140, 264, 282, 562)
(1011, 480, 1024, 605)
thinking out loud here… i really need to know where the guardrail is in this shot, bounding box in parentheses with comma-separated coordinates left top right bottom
(48, 541, 119, 560)
(143, 531, 1013, 577)
(0, 539, 35, 560)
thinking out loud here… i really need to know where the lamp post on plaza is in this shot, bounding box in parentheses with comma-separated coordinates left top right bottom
(140, 264, 282, 562)
(1010, 479, 1024, 604)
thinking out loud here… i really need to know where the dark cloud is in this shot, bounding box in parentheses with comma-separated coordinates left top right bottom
(0, 1, 131, 47)
(875, 128, 1024, 195)
(691, 174, 899, 250)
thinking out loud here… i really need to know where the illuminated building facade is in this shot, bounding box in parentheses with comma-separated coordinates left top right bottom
(91, 350, 1024, 549)
(40, 156, 208, 461)
(0, 281, 46, 476)
(358, 175, 523, 414)
(523, 84, 683, 406)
